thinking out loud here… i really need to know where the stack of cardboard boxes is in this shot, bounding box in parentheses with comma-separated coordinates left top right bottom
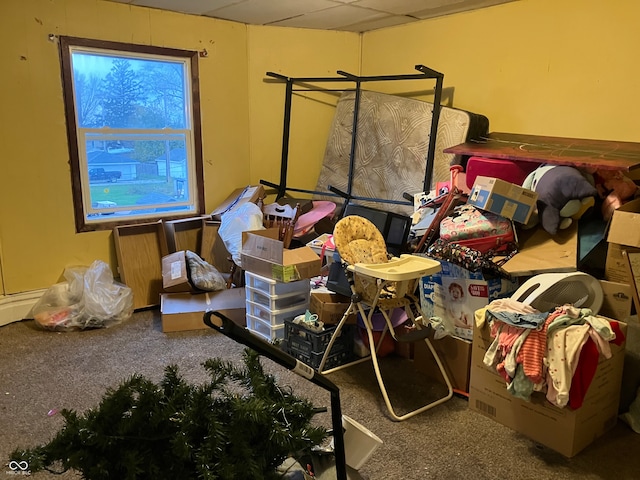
(415, 176, 634, 457)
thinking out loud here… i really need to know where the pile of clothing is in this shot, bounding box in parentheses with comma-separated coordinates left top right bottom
(476, 298, 625, 409)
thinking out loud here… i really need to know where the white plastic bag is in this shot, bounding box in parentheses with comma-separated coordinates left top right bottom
(30, 260, 134, 331)
(218, 202, 264, 266)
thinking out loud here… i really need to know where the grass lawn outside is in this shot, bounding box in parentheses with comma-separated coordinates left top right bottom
(90, 179, 175, 206)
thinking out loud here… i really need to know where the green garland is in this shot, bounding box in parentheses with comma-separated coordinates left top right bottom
(11, 349, 327, 479)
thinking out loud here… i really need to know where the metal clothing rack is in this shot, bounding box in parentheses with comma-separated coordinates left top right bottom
(260, 64, 444, 209)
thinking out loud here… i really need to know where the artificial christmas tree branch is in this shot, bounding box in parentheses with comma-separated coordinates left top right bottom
(11, 349, 328, 480)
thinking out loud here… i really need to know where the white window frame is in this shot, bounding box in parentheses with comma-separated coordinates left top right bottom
(59, 37, 204, 232)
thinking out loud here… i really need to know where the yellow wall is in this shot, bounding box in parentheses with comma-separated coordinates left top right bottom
(0, 0, 251, 294)
(246, 27, 361, 198)
(0, 0, 360, 295)
(362, 0, 640, 141)
(4, 0, 639, 296)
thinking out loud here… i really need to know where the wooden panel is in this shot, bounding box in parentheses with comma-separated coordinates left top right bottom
(444, 132, 640, 172)
(113, 222, 168, 310)
(163, 216, 206, 254)
(200, 220, 233, 274)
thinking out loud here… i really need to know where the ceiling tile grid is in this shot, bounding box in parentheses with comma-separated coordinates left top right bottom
(106, 0, 517, 32)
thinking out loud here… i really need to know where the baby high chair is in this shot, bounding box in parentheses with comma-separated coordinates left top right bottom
(318, 215, 453, 421)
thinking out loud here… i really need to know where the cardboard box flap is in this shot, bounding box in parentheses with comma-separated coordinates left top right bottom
(241, 229, 283, 263)
(502, 223, 578, 276)
(210, 185, 265, 221)
(607, 197, 640, 248)
(283, 246, 321, 265)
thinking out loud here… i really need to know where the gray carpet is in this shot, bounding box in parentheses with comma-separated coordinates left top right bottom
(1, 310, 639, 479)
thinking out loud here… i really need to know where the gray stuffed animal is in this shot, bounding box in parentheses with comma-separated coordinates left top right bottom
(522, 165, 597, 235)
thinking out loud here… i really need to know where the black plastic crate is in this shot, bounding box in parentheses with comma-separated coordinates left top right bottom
(283, 340, 354, 370)
(284, 319, 354, 357)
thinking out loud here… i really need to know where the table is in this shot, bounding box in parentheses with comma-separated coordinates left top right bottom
(444, 132, 640, 172)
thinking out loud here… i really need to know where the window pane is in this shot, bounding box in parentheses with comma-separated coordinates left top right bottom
(72, 51, 188, 130)
(84, 135, 195, 220)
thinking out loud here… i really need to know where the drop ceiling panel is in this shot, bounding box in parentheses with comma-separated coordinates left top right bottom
(271, 5, 388, 30)
(102, 0, 518, 32)
(412, 0, 514, 19)
(204, 0, 337, 25)
(340, 14, 415, 32)
(356, 0, 461, 15)
(128, 0, 241, 15)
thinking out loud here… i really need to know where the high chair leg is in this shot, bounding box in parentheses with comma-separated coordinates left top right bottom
(318, 299, 454, 421)
(365, 310, 454, 421)
(317, 301, 370, 374)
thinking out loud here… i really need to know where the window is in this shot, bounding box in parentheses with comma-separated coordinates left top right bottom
(59, 37, 204, 232)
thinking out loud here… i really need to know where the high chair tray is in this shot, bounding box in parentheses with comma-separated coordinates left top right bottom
(351, 254, 441, 281)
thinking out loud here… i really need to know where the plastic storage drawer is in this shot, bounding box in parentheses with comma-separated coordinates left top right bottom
(246, 286, 310, 311)
(245, 271, 310, 296)
(246, 300, 308, 327)
(246, 313, 286, 342)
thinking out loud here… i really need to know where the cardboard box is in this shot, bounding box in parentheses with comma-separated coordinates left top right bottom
(162, 251, 194, 293)
(240, 229, 321, 283)
(468, 176, 538, 224)
(414, 332, 472, 395)
(210, 185, 265, 221)
(310, 291, 355, 325)
(419, 261, 519, 341)
(606, 197, 640, 284)
(599, 280, 633, 321)
(468, 318, 627, 457)
(160, 288, 246, 333)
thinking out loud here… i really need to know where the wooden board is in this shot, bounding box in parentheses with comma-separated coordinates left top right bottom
(163, 216, 205, 253)
(113, 222, 168, 310)
(444, 132, 640, 172)
(200, 220, 233, 274)
(501, 223, 579, 277)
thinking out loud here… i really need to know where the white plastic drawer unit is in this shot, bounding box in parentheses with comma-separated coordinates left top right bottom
(246, 300, 308, 327)
(244, 271, 310, 296)
(245, 286, 310, 312)
(246, 314, 286, 342)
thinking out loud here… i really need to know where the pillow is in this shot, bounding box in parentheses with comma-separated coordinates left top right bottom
(333, 216, 388, 265)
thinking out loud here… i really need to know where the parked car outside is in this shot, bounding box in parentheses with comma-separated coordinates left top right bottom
(89, 168, 121, 183)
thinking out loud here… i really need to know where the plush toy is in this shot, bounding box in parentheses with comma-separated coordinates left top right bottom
(522, 165, 597, 235)
(593, 169, 640, 221)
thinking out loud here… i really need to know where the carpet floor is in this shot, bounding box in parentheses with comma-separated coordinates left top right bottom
(1, 309, 639, 479)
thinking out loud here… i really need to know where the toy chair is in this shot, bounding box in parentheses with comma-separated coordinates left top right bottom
(318, 215, 453, 421)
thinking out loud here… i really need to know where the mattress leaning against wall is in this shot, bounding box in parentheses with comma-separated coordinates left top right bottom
(313, 90, 488, 216)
